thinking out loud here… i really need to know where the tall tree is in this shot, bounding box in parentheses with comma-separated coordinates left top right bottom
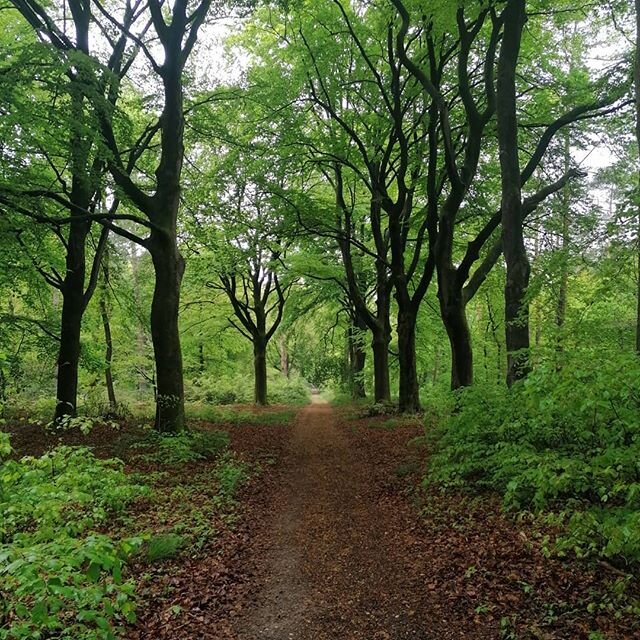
(95, 0, 220, 431)
(198, 177, 291, 405)
(2, 0, 141, 421)
(635, 0, 640, 353)
(497, 0, 530, 386)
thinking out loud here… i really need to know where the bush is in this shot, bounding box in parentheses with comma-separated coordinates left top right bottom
(186, 375, 252, 405)
(0, 441, 147, 639)
(267, 373, 310, 405)
(136, 429, 230, 465)
(427, 353, 640, 564)
(186, 371, 310, 407)
(146, 533, 185, 563)
(215, 453, 249, 500)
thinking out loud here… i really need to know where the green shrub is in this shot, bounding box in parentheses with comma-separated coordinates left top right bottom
(146, 533, 185, 563)
(0, 440, 147, 639)
(215, 453, 249, 500)
(195, 406, 295, 426)
(267, 373, 310, 405)
(186, 375, 252, 405)
(186, 371, 310, 407)
(427, 353, 640, 564)
(136, 429, 230, 465)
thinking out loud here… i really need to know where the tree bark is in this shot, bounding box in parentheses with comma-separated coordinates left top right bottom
(199, 343, 205, 374)
(278, 334, 290, 378)
(371, 328, 391, 404)
(253, 337, 268, 405)
(442, 300, 473, 389)
(54, 215, 91, 422)
(396, 307, 420, 413)
(100, 298, 116, 409)
(555, 130, 571, 361)
(99, 294, 116, 410)
(149, 230, 186, 432)
(348, 323, 366, 399)
(635, 0, 640, 354)
(497, 0, 530, 387)
(99, 246, 116, 409)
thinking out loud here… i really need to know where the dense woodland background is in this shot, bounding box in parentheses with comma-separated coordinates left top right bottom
(0, 0, 636, 426)
(2, 0, 640, 637)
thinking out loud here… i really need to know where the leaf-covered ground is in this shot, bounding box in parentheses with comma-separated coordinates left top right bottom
(4, 400, 640, 639)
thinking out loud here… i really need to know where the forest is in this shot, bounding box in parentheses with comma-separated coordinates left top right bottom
(1, 0, 640, 637)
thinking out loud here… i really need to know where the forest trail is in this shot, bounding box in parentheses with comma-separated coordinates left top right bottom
(233, 397, 435, 640)
(123, 399, 633, 640)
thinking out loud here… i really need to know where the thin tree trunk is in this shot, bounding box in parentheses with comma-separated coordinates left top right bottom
(533, 231, 543, 350)
(199, 343, 205, 374)
(635, 0, 640, 353)
(278, 334, 290, 378)
(431, 346, 440, 385)
(100, 247, 116, 409)
(497, 0, 530, 387)
(348, 323, 366, 399)
(555, 131, 571, 361)
(99, 296, 116, 409)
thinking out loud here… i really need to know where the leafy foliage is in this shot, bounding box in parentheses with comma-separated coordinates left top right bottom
(427, 353, 640, 564)
(146, 533, 185, 563)
(135, 430, 230, 465)
(0, 442, 147, 639)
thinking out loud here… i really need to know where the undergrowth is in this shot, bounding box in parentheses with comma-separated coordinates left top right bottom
(427, 354, 640, 567)
(0, 422, 252, 639)
(193, 406, 296, 426)
(0, 440, 147, 639)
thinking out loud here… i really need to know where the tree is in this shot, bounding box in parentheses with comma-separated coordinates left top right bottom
(95, 0, 224, 431)
(203, 188, 291, 405)
(1, 0, 142, 421)
(392, 0, 628, 390)
(497, 0, 530, 386)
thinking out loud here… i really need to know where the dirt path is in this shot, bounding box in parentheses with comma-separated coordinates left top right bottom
(233, 397, 435, 640)
(119, 398, 639, 639)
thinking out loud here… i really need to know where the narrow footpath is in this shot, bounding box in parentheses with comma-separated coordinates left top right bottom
(130, 399, 638, 639)
(234, 398, 469, 640)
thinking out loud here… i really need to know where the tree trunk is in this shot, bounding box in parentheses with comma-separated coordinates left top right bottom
(199, 343, 205, 374)
(497, 0, 530, 387)
(397, 308, 420, 413)
(278, 334, 290, 378)
(253, 337, 268, 405)
(442, 299, 473, 390)
(149, 231, 186, 432)
(54, 220, 89, 422)
(635, 0, 640, 354)
(348, 324, 366, 399)
(54, 296, 84, 421)
(438, 265, 473, 390)
(100, 249, 116, 409)
(99, 296, 116, 409)
(371, 328, 391, 404)
(555, 130, 571, 362)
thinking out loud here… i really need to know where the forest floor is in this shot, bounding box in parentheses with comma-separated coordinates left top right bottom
(5, 399, 640, 639)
